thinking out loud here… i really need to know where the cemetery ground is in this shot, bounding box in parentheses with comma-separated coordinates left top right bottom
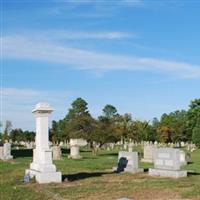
(0, 148, 200, 200)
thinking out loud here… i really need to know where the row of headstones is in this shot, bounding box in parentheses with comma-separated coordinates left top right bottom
(1, 139, 194, 162)
(0, 139, 86, 161)
(113, 147, 188, 178)
(105, 141, 197, 153)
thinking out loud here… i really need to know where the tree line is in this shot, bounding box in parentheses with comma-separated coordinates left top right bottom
(0, 98, 200, 147)
(49, 98, 200, 147)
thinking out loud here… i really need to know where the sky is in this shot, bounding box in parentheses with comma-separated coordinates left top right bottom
(1, 0, 200, 131)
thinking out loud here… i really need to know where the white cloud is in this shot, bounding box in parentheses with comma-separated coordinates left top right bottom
(2, 35, 200, 79)
(0, 88, 72, 131)
(31, 30, 135, 40)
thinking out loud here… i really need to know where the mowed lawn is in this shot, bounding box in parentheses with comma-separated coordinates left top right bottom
(0, 148, 200, 200)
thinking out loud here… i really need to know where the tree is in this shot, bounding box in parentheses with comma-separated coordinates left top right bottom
(147, 118, 160, 142)
(131, 120, 149, 142)
(10, 129, 35, 142)
(50, 120, 60, 144)
(115, 113, 133, 141)
(187, 99, 200, 141)
(65, 98, 94, 139)
(192, 126, 200, 148)
(2, 120, 12, 141)
(10, 129, 23, 142)
(102, 104, 118, 119)
(93, 105, 119, 145)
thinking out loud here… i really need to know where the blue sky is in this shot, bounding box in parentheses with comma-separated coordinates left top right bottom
(1, 0, 200, 131)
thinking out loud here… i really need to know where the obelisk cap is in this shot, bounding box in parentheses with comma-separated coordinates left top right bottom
(32, 102, 53, 113)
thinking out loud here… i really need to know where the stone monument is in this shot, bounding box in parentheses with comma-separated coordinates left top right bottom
(0, 144, 4, 160)
(149, 148, 187, 178)
(26, 103, 61, 183)
(141, 145, 155, 163)
(0, 141, 13, 160)
(3, 142, 13, 160)
(180, 150, 187, 166)
(69, 138, 87, 159)
(113, 151, 143, 173)
(52, 145, 61, 160)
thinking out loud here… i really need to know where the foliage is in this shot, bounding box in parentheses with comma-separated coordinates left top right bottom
(64, 98, 95, 139)
(187, 99, 200, 140)
(10, 129, 35, 142)
(192, 126, 200, 148)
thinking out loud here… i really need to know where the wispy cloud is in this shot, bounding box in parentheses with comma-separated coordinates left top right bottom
(43, 0, 144, 18)
(29, 30, 135, 40)
(2, 35, 200, 79)
(1, 88, 72, 131)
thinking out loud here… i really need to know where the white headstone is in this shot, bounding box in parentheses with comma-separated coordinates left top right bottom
(26, 103, 61, 183)
(0, 142, 13, 160)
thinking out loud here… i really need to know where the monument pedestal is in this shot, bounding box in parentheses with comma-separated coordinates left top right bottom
(68, 139, 87, 159)
(68, 145, 82, 159)
(149, 168, 187, 178)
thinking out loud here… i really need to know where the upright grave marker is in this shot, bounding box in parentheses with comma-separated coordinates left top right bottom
(149, 148, 187, 178)
(0, 141, 13, 160)
(113, 151, 143, 173)
(141, 145, 155, 163)
(69, 138, 87, 159)
(26, 103, 61, 183)
(52, 145, 62, 160)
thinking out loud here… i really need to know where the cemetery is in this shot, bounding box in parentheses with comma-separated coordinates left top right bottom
(1, 2, 200, 199)
(0, 100, 200, 200)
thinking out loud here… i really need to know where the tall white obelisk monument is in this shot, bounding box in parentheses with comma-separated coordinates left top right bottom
(26, 103, 61, 183)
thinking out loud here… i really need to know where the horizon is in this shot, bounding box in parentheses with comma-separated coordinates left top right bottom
(1, 0, 200, 131)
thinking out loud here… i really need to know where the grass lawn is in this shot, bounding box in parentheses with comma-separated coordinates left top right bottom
(0, 148, 200, 200)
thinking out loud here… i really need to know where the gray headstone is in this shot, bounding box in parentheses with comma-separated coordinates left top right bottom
(149, 148, 187, 178)
(113, 151, 143, 173)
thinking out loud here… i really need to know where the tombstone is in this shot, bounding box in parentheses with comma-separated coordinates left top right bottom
(69, 138, 87, 159)
(128, 143, 133, 152)
(111, 143, 115, 150)
(52, 145, 61, 160)
(0, 141, 13, 160)
(141, 145, 155, 163)
(0, 146, 4, 160)
(149, 148, 187, 178)
(179, 150, 187, 166)
(123, 143, 127, 151)
(59, 141, 64, 147)
(113, 151, 143, 173)
(25, 103, 61, 183)
(180, 141, 185, 147)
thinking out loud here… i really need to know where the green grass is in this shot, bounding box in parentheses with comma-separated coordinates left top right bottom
(0, 148, 200, 200)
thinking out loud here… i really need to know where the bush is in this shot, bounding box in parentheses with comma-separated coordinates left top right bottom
(192, 126, 200, 148)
